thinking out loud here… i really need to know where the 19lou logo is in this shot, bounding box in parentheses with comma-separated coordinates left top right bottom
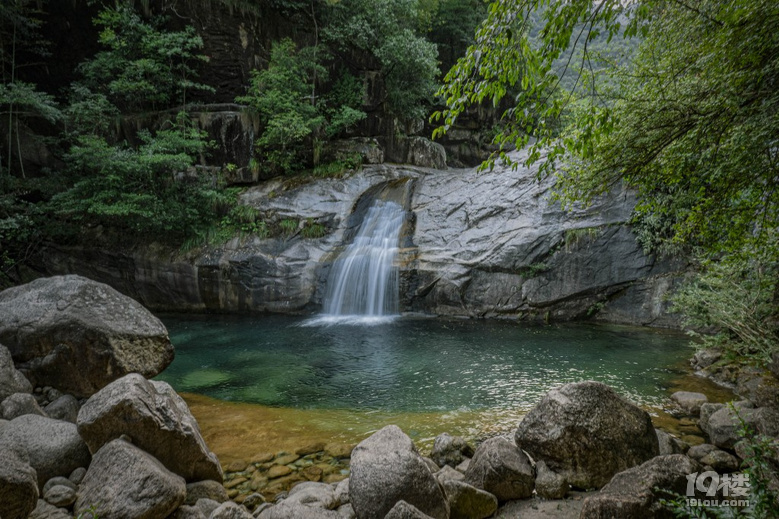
(686, 471, 751, 507)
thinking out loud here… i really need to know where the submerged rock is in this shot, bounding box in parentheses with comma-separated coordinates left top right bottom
(0, 275, 173, 397)
(349, 425, 449, 519)
(77, 373, 222, 482)
(515, 381, 659, 489)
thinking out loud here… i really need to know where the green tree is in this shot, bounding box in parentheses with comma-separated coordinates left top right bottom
(323, 0, 439, 120)
(49, 112, 230, 240)
(78, 5, 214, 112)
(0, 0, 60, 179)
(435, 0, 779, 363)
(237, 39, 365, 175)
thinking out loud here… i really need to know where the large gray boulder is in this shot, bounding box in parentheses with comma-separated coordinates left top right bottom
(1, 392, 46, 419)
(0, 442, 38, 519)
(257, 482, 342, 519)
(0, 275, 174, 397)
(77, 373, 222, 482)
(383, 501, 436, 519)
(349, 425, 449, 519)
(463, 436, 534, 501)
(0, 414, 90, 487)
(440, 479, 498, 519)
(580, 455, 702, 518)
(670, 391, 707, 416)
(0, 343, 32, 401)
(44, 394, 80, 423)
(515, 381, 659, 489)
(74, 438, 186, 519)
(701, 404, 779, 448)
(430, 432, 474, 468)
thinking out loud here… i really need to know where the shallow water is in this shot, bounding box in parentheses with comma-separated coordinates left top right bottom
(156, 314, 733, 462)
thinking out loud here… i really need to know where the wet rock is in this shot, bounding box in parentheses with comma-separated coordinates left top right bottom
(687, 443, 720, 462)
(186, 480, 230, 505)
(384, 500, 436, 519)
(0, 343, 32, 401)
(77, 373, 222, 482)
(336, 503, 356, 519)
(42, 476, 76, 495)
(534, 461, 568, 499)
(700, 450, 740, 472)
(268, 465, 293, 479)
(28, 500, 71, 519)
(68, 467, 86, 485)
(430, 433, 475, 468)
(463, 436, 534, 502)
(671, 391, 708, 416)
(171, 505, 207, 519)
(580, 455, 701, 519)
(243, 492, 265, 511)
(43, 485, 76, 507)
(227, 460, 249, 472)
(515, 381, 659, 489)
(74, 438, 186, 519)
(349, 425, 449, 519)
(43, 395, 80, 423)
(692, 348, 722, 370)
(1, 392, 46, 420)
(296, 442, 326, 456)
(334, 478, 350, 505)
(441, 479, 498, 519)
(701, 404, 779, 448)
(386, 136, 447, 169)
(656, 429, 685, 455)
(0, 275, 173, 397)
(435, 465, 465, 483)
(196, 498, 221, 517)
(0, 442, 38, 519)
(0, 414, 90, 487)
(699, 403, 725, 432)
(274, 453, 300, 466)
(210, 502, 254, 519)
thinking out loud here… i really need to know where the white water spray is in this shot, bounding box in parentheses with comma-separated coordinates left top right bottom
(311, 199, 405, 325)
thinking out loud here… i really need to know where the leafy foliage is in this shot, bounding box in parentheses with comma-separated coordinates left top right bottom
(237, 39, 366, 175)
(78, 5, 214, 112)
(323, 0, 439, 120)
(49, 113, 231, 241)
(673, 248, 778, 364)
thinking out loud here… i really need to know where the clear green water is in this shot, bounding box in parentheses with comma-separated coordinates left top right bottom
(157, 314, 694, 414)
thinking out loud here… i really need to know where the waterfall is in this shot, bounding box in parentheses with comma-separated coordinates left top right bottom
(313, 199, 405, 325)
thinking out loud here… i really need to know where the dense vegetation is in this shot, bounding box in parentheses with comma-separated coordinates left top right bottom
(0, 0, 484, 284)
(435, 0, 778, 364)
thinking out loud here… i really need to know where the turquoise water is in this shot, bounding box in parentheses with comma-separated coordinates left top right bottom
(157, 314, 694, 413)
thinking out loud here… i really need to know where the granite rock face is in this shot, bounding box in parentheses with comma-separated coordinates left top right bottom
(37, 151, 682, 326)
(0, 275, 173, 397)
(515, 381, 659, 489)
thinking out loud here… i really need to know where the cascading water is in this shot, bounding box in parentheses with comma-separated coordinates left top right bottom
(312, 199, 405, 325)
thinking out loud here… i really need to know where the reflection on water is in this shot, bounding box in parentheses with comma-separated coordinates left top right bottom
(157, 314, 733, 463)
